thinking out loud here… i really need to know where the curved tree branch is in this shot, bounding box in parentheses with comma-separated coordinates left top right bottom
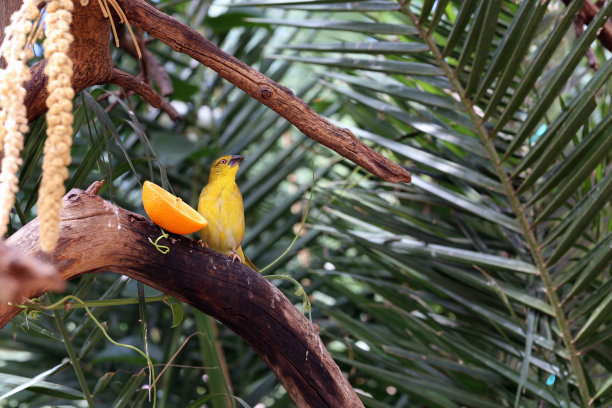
(21, 0, 410, 183)
(1, 187, 364, 408)
(562, 0, 612, 52)
(115, 0, 410, 183)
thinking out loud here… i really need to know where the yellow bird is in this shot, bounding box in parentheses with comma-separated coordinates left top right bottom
(198, 155, 258, 272)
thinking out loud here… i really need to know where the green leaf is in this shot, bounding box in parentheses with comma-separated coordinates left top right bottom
(205, 9, 263, 33)
(479, 0, 548, 116)
(324, 82, 485, 154)
(592, 375, 612, 404)
(347, 228, 536, 273)
(494, 0, 587, 134)
(169, 300, 184, 328)
(546, 170, 612, 265)
(0, 368, 83, 400)
(410, 177, 521, 233)
(560, 231, 612, 302)
(506, 0, 612, 154)
(111, 371, 147, 408)
(443, 0, 478, 57)
(333, 354, 502, 408)
(527, 111, 612, 212)
(92, 372, 116, 396)
(327, 72, 461, 110)
(351, 127, 504, 193)
(274, 54, 445, 76)
(514, 312, 536, 407)
(573, 289, 612, 344)
(245, 18, 419, 35)
(281, 41, 429, 54)
(277, 1, 400, 11)
(464, 0, 501, 97)
(516, 55, 612, 183)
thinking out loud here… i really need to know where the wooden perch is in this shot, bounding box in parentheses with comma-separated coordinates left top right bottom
(20, 0, 410, 183)
(1, 187, 364, 408)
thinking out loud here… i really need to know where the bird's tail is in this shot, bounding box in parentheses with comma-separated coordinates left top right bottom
(238, 246, 259, 273)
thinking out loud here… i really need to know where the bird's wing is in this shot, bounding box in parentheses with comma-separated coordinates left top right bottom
(198, 183, 222, 248)
(220, 182, 245, 250)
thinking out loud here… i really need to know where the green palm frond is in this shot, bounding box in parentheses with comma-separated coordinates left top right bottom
(234, 0, 612, 406)
(3, 0, 612, 407)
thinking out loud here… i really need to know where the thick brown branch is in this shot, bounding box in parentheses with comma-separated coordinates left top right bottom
(21, 0, 409, 182)
(1, 188, 364, 408)
(117, 0, 411, 183)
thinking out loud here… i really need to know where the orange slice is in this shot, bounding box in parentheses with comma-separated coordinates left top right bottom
(142, 180, 208, 235)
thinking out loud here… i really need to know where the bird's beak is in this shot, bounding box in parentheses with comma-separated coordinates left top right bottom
(229, 155, 245, 168)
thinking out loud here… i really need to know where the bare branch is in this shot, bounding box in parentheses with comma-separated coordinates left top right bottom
(117, 0, 411, 183)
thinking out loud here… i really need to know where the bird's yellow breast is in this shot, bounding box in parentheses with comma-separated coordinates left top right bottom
(197, 178, 245, 256)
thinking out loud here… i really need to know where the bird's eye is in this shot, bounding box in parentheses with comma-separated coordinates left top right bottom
(220, 159, 227, 164)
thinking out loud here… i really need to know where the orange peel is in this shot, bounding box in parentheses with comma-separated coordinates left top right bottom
(142, 180, 207, 235)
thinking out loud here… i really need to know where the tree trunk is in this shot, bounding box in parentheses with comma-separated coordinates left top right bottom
(0, 0, 22, 68)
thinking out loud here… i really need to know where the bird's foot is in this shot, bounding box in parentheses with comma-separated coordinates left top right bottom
(198, 240, 209, 248)
(230, 250, 241, 263)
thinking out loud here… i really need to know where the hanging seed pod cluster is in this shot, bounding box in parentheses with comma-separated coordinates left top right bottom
(0, 0, 138, 252)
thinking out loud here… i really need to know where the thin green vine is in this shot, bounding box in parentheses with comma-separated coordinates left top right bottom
(149, 229, 170, 254)
(259, 162, 315, 274)
(20, 295, 158, 407)
(49, 294, 96, 408)
(264, 274, 312, 321)
(260, 162, 315, 321)
(11, 295, 169, 311)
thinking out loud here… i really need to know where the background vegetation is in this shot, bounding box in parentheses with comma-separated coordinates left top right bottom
(1, 0, 611, 407)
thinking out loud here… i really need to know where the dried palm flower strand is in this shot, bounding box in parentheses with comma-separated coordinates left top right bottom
(38, 0, 75, 252)
(0, 0, 40, 237)
(94, 0, 141, 58)
(25, 8, 45, 52)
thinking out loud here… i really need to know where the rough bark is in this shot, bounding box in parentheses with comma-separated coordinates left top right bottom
(24, 0, 113, 121)
(19, 0, 410, 183)
(1, 188, 364, 408)
(562, 0, 612, 52)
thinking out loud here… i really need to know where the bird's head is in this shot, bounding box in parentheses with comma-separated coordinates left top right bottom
(208, 154, 245, 181)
